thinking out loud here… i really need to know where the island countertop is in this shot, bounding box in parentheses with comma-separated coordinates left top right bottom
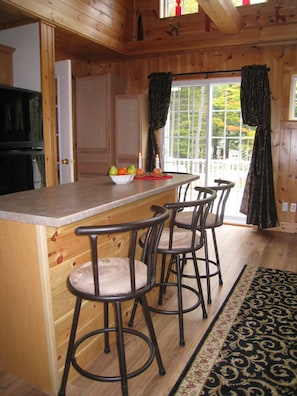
(0, 173, 198, 227)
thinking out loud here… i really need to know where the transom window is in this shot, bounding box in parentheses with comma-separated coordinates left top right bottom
(160, 0, 267, 18)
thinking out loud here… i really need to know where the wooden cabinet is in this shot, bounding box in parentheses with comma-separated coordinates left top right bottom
(0, 44, 15, 86)
(75, 74, 125, 178)
(115, 94, 148, 169)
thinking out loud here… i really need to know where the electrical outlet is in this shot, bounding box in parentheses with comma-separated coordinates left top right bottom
(290, 203, 296, 213)
(282, 202, 288, 212)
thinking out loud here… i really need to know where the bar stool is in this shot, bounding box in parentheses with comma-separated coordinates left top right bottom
(176, 179, 235, 304)
(129, 187, 216, 346)
(58, 205, 169, 396)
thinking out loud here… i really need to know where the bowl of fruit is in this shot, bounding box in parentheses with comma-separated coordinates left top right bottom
(108, 165, 136, 184)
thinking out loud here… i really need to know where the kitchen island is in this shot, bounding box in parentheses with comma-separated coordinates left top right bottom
(0, 173, 198, 395)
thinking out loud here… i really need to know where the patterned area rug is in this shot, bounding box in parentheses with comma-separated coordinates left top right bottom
(169, 265, 297, 395)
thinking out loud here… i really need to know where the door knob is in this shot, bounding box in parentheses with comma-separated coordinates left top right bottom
(61, 158, 69, 165)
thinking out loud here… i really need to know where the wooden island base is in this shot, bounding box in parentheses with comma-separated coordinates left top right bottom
(0, 175, 198, 395)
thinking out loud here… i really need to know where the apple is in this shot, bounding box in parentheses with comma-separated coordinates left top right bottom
(127, 164, 136, 174)
(108, 165, 118, 175)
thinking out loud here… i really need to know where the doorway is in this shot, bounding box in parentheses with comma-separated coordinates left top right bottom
(160, 78, 255, 224)
(55, 60, 74, 184)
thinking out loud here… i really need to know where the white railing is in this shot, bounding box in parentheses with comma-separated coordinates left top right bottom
(164, 158, 250, 224)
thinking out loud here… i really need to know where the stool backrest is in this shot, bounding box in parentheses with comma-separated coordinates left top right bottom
(74, 205, 169, 298)
(164, 187, 216, 250)
(199, 179, 234, 227)
(163, 172, 192, 203)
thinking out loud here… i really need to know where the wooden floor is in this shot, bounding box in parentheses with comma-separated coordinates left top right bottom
(1, 224, 296, 396)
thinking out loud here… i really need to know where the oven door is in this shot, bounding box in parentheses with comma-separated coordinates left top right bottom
(0, 150, 45, 195)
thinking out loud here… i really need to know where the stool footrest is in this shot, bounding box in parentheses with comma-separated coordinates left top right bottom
(149, 283, 203, 315)
(195, 257, 223, 283)
(72, 327, 155, 382)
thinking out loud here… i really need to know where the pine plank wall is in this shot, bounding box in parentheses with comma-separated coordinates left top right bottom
(64, 48, 297, 233)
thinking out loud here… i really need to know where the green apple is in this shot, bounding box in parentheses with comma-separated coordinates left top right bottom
(127, 164, 136, 174)
(108, 165, 118, 175)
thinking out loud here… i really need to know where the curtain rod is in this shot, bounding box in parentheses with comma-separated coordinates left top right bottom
(173, 67, 270, 77)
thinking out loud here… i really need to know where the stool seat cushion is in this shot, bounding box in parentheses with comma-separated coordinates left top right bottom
(176, 211, 218, 228)
(69, 257, 147, 296)
(157, 227, 202, 251)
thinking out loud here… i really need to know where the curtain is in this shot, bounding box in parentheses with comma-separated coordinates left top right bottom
(240, 65, 278, 229)
(146, 72, 172, 172)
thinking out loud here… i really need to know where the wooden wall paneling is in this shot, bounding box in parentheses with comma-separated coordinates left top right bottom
(89, 61, 118, 78)
(267, 46, 284, 224)
(58, 0, 127, 43)
(277, 123, 297, 233)
(41, 8, 297, 234)
(2, 0, 131, 53)
(286, 123, 297, 223)
(115, 46, 266, 92)
(40, 21, 59, 187)
(70, 58, 91, 77)
(278, 125, 291, 224)
(126, 22, 297, 58)
(131, 59, 148, 93)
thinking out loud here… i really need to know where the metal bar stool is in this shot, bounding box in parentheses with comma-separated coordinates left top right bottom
(58, 205, 169, 396)
(129, 187, 216, 347)
(176, 179, 235, 304)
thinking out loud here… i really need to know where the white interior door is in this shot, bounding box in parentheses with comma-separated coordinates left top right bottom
(55, 60, 74, 184)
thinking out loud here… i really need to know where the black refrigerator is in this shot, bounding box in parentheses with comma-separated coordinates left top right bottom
(0, 85, 46, 195)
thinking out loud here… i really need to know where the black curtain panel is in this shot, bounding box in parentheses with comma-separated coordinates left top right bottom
(240, 65, 278, 229)
(146, 72, 172, 172)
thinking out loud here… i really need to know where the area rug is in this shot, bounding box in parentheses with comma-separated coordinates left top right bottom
(169, 265, 297, 395)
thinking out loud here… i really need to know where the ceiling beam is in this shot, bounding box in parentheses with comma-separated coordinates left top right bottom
(198, 0, 243, 34)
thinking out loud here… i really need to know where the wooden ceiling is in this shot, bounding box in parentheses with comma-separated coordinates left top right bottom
(0, 2, 34, 29)
(54, 27, 124, 62)
(0, 1, 296, 62)
(0, 2, 122, 62)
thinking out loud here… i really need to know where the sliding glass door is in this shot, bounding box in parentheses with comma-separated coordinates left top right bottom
(160, 78, 255, 223)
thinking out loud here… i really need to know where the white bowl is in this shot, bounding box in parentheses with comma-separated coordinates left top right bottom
(110, 174, 135, 184)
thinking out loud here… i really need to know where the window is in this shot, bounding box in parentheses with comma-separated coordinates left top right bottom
(160, 78, 255, 223)
(289, 75, 297, 120)
(160, 0, 198, 18)
(160, 0, 267, 18)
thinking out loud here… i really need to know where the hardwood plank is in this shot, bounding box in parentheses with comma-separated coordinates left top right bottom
(0, 369, 50, 396)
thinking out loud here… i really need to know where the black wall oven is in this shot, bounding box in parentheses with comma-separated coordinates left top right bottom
(0, 85, 46, 195)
